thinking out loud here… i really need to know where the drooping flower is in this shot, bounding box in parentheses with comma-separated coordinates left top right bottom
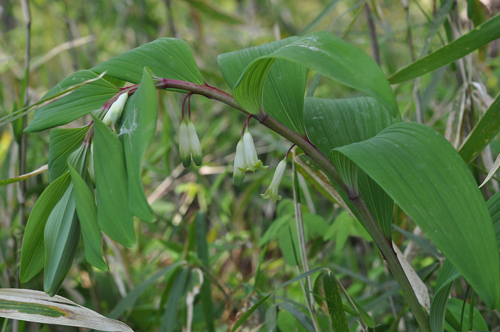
(179, 121, 191, 167)
(233, 138, 247, 186)
(103, 93, 128, 125)
(242, 129, 267, 171)
(261, 159, 287, 203)
(188, 121, 202, 166)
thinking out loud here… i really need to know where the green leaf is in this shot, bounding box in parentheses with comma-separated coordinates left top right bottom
(92, 38, 204, 85)
(48, 127, 88, 182)
(265, 304, 278, 332)
(430, 260, 461, 332)
(334, 122, 500, 309)
(116, 68, 157, 223)
(185, 0, 243, 24)
(323, 271, 349, 332)
(68, 165, 107, 271)
(160, 267, 190, 332)
(92, 115, 135, 248)
(109, 261, 183, 319)
(459, 93, 500, 164)
(232, 31, 399, 118)
(0, 289, 133, 332)
(25, 70, 119, 133)
(486, 189, 500, 247)
(230, 267, 323, 332)
(299, 0, 341, 36)
(444, 298, 488, 332)
(20, 173, 71, 283)
(0, 164, 48, 187)
(419, 0, 454, 58)
(218, 37, 307, 136)
(389, 14, 500, 84)
(277, 302, 315, 332)
(44, 183, 81, 296)
(305, 96, 396, 239)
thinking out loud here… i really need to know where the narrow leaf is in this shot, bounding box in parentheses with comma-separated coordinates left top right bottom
(92, 38, 204, 85)
(25, 71, 119, 133)
(389, 14, 500, 83)
(69, 165, 108, 271)
(323, 271, 349, 332)
(0, 288, 132, 331)
(479, 153, 500, 188)
(43, 183, 80, 296)
(430, 260, 461, 332)
(335, 122, 500, 308)
(20, 173, 71, 283)
(93, 115, 135, 248)
(459, 93, 500, 163)
(116, 67, 157, 222)
(48, 127, 88, 182)
(185, 0, 243, 24)
(160, 267, 190, 332)
(278, 302, 315, 332)
(0, 164, 48, 187)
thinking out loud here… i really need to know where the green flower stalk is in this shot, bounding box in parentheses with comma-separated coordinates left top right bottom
(233, 138, 246, 186)
(242, 129, 267, 172)
(103, 93, 128, 125)
(261, 159, 286, 203)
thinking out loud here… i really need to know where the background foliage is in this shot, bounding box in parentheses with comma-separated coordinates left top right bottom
(1, 0, 500, 331)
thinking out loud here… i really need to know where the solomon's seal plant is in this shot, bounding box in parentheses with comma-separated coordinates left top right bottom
(3, 16, 500, 331)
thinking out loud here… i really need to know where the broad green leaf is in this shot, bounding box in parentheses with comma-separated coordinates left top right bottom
(116, 68, 157, 222)
(277, 302, 315, 332)
(20, 172, 71, 283)
(195, 212, 215, 332)
(486, 189, 500, 247)
(48, 127, 88, 182)
(0, 164, 47, 187)
(305, 97, 396, 239)
(185, 0, 243, 24)
(160, 267, 190, 332)
(68, 165, 107, 271)
(232, 31, 399, 118)
(459, 93, 500, 163)
(0, 289, 132, 331)
(444, 298, 488, 332)
(109, 261, 183, 319)
(389, 14, 500, 84)
(430, 260, 461, 332)
(335, 122, 500, 308)
(218, 37, 307, 136)
(44, 183, 81, 296)
(92, 38, 204, 85)
(323, 271, 349, 332)
(25, 70, 119, 133)
(230, 267, 323, 332)
(92, 115, 135, 248)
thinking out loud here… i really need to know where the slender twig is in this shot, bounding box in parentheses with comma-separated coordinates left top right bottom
(364, 3, 380, 66)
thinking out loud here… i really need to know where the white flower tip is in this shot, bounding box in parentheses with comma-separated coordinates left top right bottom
(261, 159, 287, 204)
(107, 93, 128, 124)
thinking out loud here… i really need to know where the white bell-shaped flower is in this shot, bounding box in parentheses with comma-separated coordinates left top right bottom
(103, 93, 128, 125)
(233, 138, 247, 186)
(242, 129, 267, 172)
(179, 121, 191, 167)
(261, 159, 287, 203)
(188, 121, 202, 166)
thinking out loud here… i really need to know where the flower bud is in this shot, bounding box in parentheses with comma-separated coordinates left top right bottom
(179, 121, 191, 167)
(261, 159, 287, 203)
(188, 121, 202, 166)
(233, 139, 247, 186)
(242, 129, 267, 171)
(103, 93, 128, 125)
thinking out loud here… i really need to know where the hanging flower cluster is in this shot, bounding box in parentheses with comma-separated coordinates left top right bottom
(178, 93, 203, 168)
(231, 115, 289, 204)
